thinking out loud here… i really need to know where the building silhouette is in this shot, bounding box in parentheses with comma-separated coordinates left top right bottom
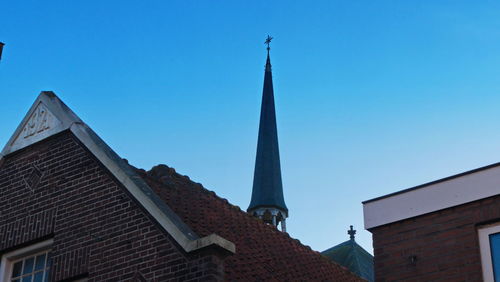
(0, 80, 363, 280)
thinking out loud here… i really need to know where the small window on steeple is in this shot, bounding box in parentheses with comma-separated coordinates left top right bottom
(263, 210, 272, 224)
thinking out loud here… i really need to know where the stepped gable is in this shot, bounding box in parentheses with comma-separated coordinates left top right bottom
(136, 164, 364, 281)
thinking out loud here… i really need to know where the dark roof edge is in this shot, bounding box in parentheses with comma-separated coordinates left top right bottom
(247, 204, 289, 213)
(321, 239, 351, 254)
(363, 161, 500, 204)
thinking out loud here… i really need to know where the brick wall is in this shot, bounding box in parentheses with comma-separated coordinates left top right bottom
(0, 131, 225, 281)
(371, 195, 500, 281)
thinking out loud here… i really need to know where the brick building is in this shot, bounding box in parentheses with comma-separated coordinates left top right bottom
(0, 91, 363, 281)
(363, 164, 500, 281)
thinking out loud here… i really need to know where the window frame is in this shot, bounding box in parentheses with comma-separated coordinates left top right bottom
(0, 239, 53, 282)
(478, 223, 500, 282)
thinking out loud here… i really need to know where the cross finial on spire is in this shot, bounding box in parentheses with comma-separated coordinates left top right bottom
(348, 225, 356, 240)
(265, 35, 273, 52)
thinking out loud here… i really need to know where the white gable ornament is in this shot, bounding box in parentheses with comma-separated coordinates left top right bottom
(9, 102, 62, 152)
(0, 92, 82, 157)
(22, 103, 54, 139)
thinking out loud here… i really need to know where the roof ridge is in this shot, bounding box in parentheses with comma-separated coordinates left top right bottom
(322, 239, 352, 253)
(136, 164, 358, 269)
(317, 243, 364, 279)
(350, 240, 363, 276)
(321, 239, 372, 280)
(135, 165, 250, 215)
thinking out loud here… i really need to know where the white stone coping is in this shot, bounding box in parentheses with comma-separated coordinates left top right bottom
(71, 123, 235, 254)
(1, 91, 81, 156)
(186, 233, 236, 253)
(363, 163, 500, 229)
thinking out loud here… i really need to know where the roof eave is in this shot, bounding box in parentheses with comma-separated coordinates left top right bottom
(363, 163, 500, 230)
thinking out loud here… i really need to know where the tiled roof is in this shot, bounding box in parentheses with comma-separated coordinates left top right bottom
(322, 239, 374, 282)
(136, 164, 364, 281)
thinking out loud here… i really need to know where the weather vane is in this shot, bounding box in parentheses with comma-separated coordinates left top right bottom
(265, 35, 273, 52)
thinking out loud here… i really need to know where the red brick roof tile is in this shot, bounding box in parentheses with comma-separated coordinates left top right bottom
(137, 164, 364, 281)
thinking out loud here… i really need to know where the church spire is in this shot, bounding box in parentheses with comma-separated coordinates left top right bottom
(248, 36, 288, 232)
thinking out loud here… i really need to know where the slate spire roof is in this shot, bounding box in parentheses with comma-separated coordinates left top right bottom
(322, 226, 374, 282)
(248, 42, 288, 215)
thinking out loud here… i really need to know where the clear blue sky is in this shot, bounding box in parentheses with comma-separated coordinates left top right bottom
(2, 0, 500, 254)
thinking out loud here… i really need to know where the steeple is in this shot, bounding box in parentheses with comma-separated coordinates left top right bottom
(248, 36, 288, 232)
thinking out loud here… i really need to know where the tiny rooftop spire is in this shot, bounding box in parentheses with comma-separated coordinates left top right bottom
(348, 225, 356, 240)
(0, 42, 5, 61)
